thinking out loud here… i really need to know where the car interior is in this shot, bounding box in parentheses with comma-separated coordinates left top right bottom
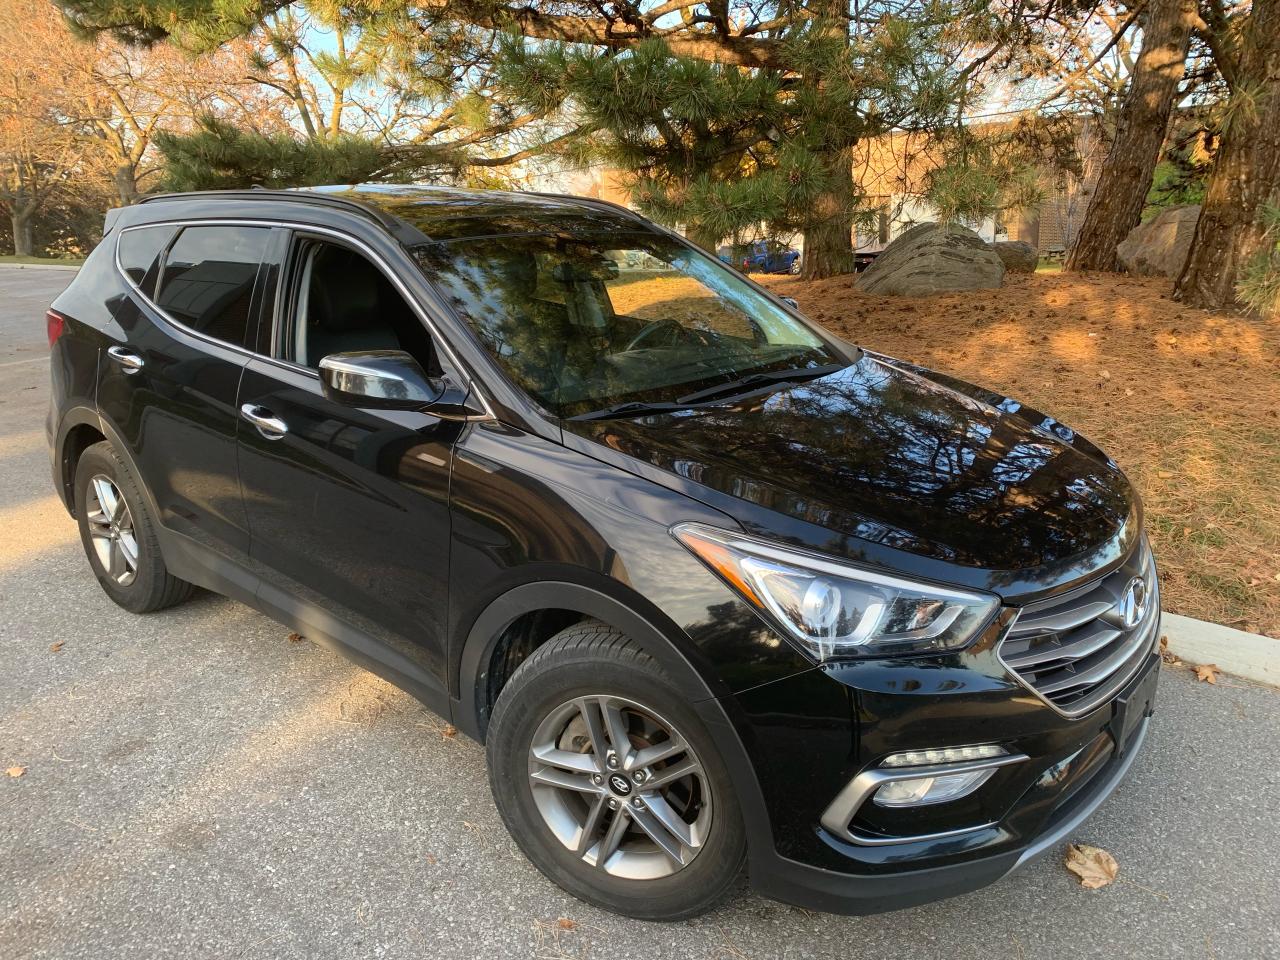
(290, 242, 440, 376)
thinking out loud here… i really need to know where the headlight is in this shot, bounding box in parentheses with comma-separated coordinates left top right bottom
(671, 523, 999, 661)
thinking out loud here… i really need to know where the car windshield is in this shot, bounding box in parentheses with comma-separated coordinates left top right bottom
(413, 231, 845, 418)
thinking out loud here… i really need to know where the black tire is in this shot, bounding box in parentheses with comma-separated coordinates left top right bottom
(73, 441, 193, 614)
(486, 620, 746, 920)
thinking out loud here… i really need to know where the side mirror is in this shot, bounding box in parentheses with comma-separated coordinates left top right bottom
(780, 296, 800, 309)
(318, 350, 487, 420)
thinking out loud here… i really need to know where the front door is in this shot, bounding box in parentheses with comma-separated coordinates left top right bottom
(235, 235, 460, 704)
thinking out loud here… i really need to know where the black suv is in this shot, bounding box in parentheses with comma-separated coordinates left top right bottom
(45, 186, 1159, 920)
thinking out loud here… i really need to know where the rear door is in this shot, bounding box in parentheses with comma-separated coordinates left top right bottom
(99, 222, 280, 561)
(234, 231, 461, 705)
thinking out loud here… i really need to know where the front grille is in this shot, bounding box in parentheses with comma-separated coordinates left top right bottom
(999, 541, 1159, 717)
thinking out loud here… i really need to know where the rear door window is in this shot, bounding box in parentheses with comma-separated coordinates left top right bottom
(154, 225, 271, 350)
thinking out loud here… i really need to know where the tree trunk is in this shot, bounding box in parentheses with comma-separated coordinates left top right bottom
(112, 163, 140, 206)
(11, 208, 35, 257)
(801, 146, 856, 279)
(1065, 0, 1196, 272)
(799, 0, 855, 281)
(1176, 0, 1280, 310)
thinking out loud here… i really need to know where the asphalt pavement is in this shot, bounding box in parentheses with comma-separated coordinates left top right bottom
(2, 265, 1278, 959)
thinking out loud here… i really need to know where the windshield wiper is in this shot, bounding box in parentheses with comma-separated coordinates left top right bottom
(567, 400, 705, 422)
(674, 362, 846, 405)
(567, 363, 847, 422)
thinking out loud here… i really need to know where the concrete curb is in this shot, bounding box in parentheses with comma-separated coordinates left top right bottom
(1161, 611, 1278, 687)
(0, 263, 81, 272)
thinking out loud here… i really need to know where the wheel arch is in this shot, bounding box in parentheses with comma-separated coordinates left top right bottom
(54, 406, 107, 515)
(452, 579, 775, 859)
(57, 408, 165, 528)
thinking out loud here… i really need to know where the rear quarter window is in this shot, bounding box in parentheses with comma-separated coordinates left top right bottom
(117, 225, 176, 298)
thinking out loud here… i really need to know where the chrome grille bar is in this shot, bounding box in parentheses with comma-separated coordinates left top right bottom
(998, 540, 1158, 718)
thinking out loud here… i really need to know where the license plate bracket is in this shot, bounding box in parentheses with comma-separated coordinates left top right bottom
(1110, 659, 1159, 757)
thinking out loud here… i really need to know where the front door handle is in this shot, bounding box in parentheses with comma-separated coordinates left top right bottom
(240, 403, 289, 440)
(107, 345, 144, 375)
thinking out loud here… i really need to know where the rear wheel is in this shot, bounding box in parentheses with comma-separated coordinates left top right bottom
(74, 441, 192, 613)
(486, 621, 746, 919)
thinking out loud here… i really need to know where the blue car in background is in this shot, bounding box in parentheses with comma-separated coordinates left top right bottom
(718, 240, 801, 274)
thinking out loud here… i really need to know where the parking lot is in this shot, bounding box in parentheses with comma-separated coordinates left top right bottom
(2, 265, 1278, 959)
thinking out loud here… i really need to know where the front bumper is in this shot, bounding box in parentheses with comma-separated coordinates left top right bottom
(744, 648, 1160, 914)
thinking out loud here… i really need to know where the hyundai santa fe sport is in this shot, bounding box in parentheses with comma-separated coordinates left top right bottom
(45, 185, 1160, 920)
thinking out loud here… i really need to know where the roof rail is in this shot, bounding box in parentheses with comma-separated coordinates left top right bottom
(523, 190, 650, 227)
(136, 189, 429, 245)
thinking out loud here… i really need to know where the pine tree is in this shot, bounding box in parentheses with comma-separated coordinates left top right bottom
(1176, 0, 1280, 311)
(56, 0, 981, 278)
(154, 117, 395, 189)
(1066, 0, 1198, 272)
(494, 37, 785, 251)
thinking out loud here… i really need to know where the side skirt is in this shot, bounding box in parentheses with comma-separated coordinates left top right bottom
(156, 526, 453, 724)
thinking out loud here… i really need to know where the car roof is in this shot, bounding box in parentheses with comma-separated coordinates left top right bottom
(131, 184, 650, 245)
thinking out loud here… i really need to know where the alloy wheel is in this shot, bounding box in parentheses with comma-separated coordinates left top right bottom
(85, 474, 139, 586)
(527, 695, 712, 880)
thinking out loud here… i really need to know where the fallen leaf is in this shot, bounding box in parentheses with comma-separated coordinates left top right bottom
(425, 853, 438, 865)
(6, 766, 26, 778)
(1099, 369, 1111, 380)
(1124, 388, 1134, 397)
(556, 918, 578, 931)
(1195, 663, 1220, 684)
(441, 724, 458, 740)
(287, 632, 304, 643)
(49, 642, 63, 653)
(1158, 636, 1182, 666)
(1065, 843, 1119, 889)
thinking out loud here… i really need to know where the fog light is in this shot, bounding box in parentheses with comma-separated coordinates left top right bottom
(881, 744, 1007, 767)
(873, 768, 997, 807)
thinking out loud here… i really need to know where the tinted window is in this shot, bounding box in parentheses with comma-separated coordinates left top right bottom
(117, 225, 176, 298)
(415, 232, 836, 417)
(155, 226, 269, 349)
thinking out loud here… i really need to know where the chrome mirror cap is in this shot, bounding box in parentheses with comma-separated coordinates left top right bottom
(318, 350, 440, 410)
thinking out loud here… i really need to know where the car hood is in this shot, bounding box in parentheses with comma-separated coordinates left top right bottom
(563, 353, 1135, 572)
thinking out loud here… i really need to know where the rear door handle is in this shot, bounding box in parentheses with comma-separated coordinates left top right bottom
(240, 403, 289, 440)
(107, 345, 144, 375)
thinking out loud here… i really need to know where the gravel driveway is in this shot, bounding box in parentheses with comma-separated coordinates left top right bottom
(2, 266, 1277, 959)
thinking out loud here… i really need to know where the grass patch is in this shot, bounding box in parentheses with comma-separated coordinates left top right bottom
(0, 254, 85, 267)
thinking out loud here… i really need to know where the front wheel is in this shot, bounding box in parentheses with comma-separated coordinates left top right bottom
(486, 622, 746, 920)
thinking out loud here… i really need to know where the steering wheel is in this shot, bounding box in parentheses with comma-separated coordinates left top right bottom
(623, 318, 720, 352)
(621, 318, 686, 352)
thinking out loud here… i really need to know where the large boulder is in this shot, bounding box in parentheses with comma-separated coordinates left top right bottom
(993, 239, 1039, 273)
(857, 223, 1005, 296)
(1116, 205, 1201, 277)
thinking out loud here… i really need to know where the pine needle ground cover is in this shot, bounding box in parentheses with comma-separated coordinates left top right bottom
(751, 271, 1280, 638)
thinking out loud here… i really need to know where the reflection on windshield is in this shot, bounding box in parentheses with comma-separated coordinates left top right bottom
(414, 232, 842, 417)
